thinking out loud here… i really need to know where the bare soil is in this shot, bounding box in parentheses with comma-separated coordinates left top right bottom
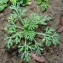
(0, 0, 63, 63)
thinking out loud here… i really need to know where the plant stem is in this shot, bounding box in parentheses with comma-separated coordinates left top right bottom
(36, 32, 45, 36)
(16, 10, 23, 24)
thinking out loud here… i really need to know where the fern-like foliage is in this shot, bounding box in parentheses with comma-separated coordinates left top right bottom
(5, 37, 13, 49)
(23, 30, 36, 41)
(5, 4, 60, 62)
(32, 39, 43, 54)
(23, 13, 41, 30)
(42, 27, 60, 46)
(18, 40, 32, 61)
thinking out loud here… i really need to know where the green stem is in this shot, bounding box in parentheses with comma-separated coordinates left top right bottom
(36, 32, 51, 37)
(24, 38, 27, 54)
(25, 38, 26, 47)
(36, 32, 45, 35)
(16, 8, 23, 24)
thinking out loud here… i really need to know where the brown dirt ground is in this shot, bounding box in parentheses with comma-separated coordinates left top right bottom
(0, 0, 63, 63)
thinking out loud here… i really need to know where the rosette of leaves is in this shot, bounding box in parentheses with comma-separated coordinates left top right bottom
(5, 4, 60, 62)
(0, 0, 8, 11)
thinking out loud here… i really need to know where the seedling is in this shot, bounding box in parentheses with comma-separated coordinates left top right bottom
(5, 4, 60, 62)
(36, 0, 49, 11)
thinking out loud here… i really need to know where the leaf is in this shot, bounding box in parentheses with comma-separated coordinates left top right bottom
(40, 2, 47, 11)
(24, 52, 30, 61)
(52, 32, 60, 45)
(10, 3, 19, 11)
(42, 34, 51, 46)
(18, 46, 24, 52)
(10, 0, 16, 3)
(23, 30, 36, 41)
(8, 12, 18, 23)
(32, 40, 43, 54)
(0, 6, 5, 11)
(20, 9, 27, 16)
(7, 25, 17, 34)
(36, 0, 42, 5)
(0, 0, 8, 11)
(18, 42, 32, 61)
(45, 0, 49, 6)
(12, 32, 23, 44)
(40, 15, 51, 25)
(40, 0, 49, 11)
(46, 38, 51, 46)
(14, 36, 20, 44)
(0, 4, 7, 11)
(45, 27, 55, 34)
(42, 30, 60, 46)
(0, 0, 8, 3)
(6, 38, 13, 49)
(23, 13, 41, 30)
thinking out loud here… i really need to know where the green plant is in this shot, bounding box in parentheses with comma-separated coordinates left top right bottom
(36, 0, 42, 5)
(0, 0, 8, 11)
(10, 0, 17, 3)
(36, 0, 49, 11)
(0, 0, 31, 12)
(10, 0, 31, 6)
(19, 0, 31, 6)
(5, 4, 60, 62)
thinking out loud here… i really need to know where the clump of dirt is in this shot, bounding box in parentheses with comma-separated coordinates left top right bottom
(0, 0, 63, 63)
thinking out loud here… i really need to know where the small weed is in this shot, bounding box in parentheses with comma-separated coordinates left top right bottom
(5, 4, 60, 62)
(0, 0, 31, 11)
(36, 0, 49, 11)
